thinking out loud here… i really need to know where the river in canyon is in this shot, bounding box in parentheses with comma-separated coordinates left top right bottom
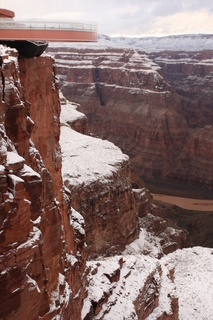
(152, 193, 213, 248)
(152, 193, 213, 211)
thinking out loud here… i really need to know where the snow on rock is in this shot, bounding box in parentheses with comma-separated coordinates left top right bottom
(123, 227, 163, 258)
(26, 274, 41, 293)
(49, 272, 72, 317)
(146, 261, 178, 319)
(0, 45, 18, 60)
(66, 253, 78, 267)
(5, 151, 25, 170)
(8, 173, 25, 196)
(83, 245, 213, 319)
(19, 164, 41, 180)
(60, 125, 128, 187)
(16, 226, 41, 251)
(60, 100, 86, 126)
(51, 51, 213, 318)
(82, 255, 161, 320)
(0, 137, 7, 165)
(70, 207, 85, 237)
(147, 246, 213, 319)
(164, 247, 213, 320)
(8, 173, 24, 185)
(59, 95, 138, 260)
(60, 93, 128, 188)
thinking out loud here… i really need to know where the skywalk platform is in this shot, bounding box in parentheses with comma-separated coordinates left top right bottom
(0, 8, 97, 42)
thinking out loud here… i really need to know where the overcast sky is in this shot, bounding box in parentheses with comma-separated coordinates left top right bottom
(2, 0, 213, 37)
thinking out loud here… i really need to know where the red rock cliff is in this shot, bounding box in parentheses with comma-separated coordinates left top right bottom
(0, 45, 87, 320)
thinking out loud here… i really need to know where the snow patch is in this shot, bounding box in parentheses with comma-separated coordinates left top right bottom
(60, 101, 86, 125)
(60, 125, 128, 187)
(17, 226, 41, 250)
(165, 247, 213, 320)
(49, 34, 213, 52)
(26, 274, 41, 293)
(49, 272, 72, 316)
(6, 151, 24, 166)
(123, 228, 163, 258)
(69, 207, 85, 236)
(66, 253, 78, 267)
(83, 255, 160, 320)
(20, 164, 41, 179)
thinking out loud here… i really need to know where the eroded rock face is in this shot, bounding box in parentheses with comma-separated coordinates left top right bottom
(0, 45, 86, 320)
(1, 45, 163, 320)
(48, 46, 213, 195)
(18, 55, 62, 203)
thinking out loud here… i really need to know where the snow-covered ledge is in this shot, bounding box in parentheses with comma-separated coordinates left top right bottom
(60, 98, 139, 259)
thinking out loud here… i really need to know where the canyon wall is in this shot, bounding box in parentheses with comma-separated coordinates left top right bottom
(48, 46, 213, 196)
(0, 45, 87, 320)
(149, 50, 213, 126)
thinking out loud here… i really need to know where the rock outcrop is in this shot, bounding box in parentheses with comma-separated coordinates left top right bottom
(48, 45, 213, 196)
(60, 98, 139, 259)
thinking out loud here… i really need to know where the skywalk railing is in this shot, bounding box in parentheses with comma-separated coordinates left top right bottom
(0, 18, 97, 32)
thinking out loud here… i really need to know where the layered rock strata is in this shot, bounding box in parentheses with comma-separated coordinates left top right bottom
(149, 50, 213, 126)
(48, 45, 213, 195)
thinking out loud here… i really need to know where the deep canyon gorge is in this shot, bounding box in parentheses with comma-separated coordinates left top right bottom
(0, 35, 213, 319)
(47, 42, 213, 198)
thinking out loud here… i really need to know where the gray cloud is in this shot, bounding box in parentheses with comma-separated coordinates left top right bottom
(151, 1, 184, 17)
